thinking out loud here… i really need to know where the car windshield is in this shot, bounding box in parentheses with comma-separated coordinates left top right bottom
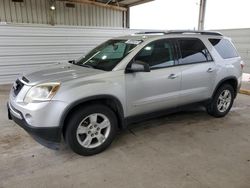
(76, 39, 141, 71)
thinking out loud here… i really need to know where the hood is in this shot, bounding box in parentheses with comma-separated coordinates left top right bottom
(22, 63, 104, 85)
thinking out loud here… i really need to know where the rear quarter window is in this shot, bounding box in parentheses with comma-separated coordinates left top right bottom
(209, 38, 239, 59)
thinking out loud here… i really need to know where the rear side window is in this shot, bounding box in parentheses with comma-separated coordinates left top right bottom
(178, 38, 212, 65)
(209, 38, 238, 59)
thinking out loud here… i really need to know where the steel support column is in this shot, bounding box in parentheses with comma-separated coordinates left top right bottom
(198, 0, 207, 30)
(126, 7, 130, 28)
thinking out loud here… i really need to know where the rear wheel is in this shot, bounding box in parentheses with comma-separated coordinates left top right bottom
(65, 104, 118, 156)
(207, 84, 235, 117)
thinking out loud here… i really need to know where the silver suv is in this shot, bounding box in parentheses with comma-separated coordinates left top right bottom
(8, 31, 244, 155)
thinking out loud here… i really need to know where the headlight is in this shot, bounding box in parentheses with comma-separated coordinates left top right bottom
(24, 82, 60, 103)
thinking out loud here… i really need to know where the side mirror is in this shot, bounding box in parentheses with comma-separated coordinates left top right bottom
(126, 60, 150, 73)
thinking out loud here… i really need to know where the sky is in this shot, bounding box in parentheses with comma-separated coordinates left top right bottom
(130, 0, 250, 30)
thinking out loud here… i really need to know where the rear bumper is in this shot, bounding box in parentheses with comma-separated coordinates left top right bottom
(7, 102, 61, 150)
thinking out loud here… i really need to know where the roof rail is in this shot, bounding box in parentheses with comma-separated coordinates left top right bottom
(133, 30, 223, 36)
(133, 31, 167, 35)
(166, 30, 223, 36)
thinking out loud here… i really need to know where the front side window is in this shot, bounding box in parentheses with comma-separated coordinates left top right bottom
(178, 38, 212, 65)
(135, 40, 175, 69)
(209, 38, 239, 59)
(76, 39, 141, 71)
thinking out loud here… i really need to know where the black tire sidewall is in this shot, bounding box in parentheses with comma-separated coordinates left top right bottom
(210, 84, 235, 117)
(65, 104, 118, 156)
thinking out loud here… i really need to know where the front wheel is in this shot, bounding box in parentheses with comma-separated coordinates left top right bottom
(65, 104, 118, 156)
(206, 84, 235, 117)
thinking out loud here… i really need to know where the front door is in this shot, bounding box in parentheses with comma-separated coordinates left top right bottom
(125, 39, 181, 117)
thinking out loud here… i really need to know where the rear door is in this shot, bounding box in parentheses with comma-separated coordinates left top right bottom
(176, 38, 216, 105)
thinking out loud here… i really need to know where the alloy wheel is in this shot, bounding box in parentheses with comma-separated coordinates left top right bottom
(76, 113, 111, 149)
(217, 89, 232, 113)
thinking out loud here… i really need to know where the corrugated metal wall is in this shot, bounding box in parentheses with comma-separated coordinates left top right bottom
(0, 24, 135, 84)
(218, 28, 250, 73)
(0, 24, 249, 84)
(0, 0, 126, 27)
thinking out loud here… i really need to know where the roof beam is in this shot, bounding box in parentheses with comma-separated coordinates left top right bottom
(119, 0, 154, 7)
(58, 0, 127, 11)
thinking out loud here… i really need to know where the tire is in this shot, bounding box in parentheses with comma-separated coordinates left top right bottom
(206, 84, 235, 118)
(65, 104, 118, 156)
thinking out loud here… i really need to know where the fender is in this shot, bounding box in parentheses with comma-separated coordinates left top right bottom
(59, 94, 125, 133)
(212, 76, 238, 98)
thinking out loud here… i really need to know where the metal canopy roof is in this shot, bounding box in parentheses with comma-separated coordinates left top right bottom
(64, 0, 206, 29)
(96, 0, 154, 7)
(62, 0, 154, 11)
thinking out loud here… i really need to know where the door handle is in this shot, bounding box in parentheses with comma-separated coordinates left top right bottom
(168, 74, 178, 79)
(207, 68, 214, 73)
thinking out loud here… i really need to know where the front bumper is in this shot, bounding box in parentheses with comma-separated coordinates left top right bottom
(7, 102, 61, 150)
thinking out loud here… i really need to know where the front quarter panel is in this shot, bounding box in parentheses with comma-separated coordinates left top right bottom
(53, 70, 126, 116)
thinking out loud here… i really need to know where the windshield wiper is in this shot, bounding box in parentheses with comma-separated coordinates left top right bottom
(69, 60, 93, 69)
(79, 64, 94, 69)
(68, 60, 76, 64)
